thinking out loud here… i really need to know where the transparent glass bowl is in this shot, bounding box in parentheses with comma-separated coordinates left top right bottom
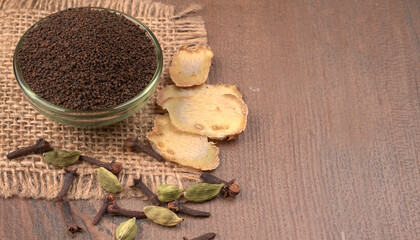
(13, 7, 163, 128)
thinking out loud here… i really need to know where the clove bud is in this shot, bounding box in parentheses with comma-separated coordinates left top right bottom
(54, 168, 79, 201)
(107, 202, 146, 219)
(131, 176, 160, 206)
(183, 232, 216, 240)
(7, 138, 53, 159)
(80, 155, 122, 174)
(92, 194, 115, 225)
(168, 200, 210, 217)
(124, 137, 165, 162)
(60, 201, 82, 237)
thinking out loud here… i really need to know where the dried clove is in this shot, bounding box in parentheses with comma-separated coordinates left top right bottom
(92, 194, 115, 225)
(168, 200, 210, 217)
(7, 138, 53, 159)
(107, 201, 147, 219)
(60, 201, 82, 237)
(131, 175, 160, 205)
(200, 172, 240, 197)
(54, 168, 79, 201)
(80, 155, 122, 174)
(124, 137, 165, 162)
(183, 232, 216, 240)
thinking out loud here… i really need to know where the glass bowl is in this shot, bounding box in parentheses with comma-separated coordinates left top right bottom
(13, 7, 163, 128)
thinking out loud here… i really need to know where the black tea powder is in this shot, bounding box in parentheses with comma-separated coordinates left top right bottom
(17, 8, 158, 110)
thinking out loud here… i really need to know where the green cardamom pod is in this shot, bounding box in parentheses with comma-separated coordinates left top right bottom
(143, 206, 183, 226)
(184, 183, 224, 202)
(157, 184, 183, 202)
(43, 150, 81, 167)
(96, 167, 123, 193)
(116, 217, 137, 240)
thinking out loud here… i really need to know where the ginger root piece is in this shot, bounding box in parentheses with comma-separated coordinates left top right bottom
(169, 46, 213, 87)
(157, 84, 242, 107)
(146, 114, 220, 171)
(161, 94, 248, 140)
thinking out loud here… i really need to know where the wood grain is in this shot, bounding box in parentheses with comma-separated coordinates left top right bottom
(1, 0, 420, 239)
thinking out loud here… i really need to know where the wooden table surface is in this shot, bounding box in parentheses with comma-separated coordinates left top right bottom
(1, 0, 420, 239)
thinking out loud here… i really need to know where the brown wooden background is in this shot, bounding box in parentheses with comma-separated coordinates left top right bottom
(1, 0, 420, 239)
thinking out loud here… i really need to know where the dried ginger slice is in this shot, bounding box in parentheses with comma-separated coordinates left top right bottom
(146, 114, 220, 171)
(169, 46, 213, 87)
(161, 94, 248, 140)
(157, 84, 242, 107)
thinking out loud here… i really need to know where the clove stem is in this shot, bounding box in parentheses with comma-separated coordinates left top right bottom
(107, 202, 146, 219)
(60, 201, 82, 237)
(54, 168, 79, 201)
(124, 137, 165, 162)
(183, 232, 216, 240)
(200, 172, 240, 197)
(168, 200, 210, 217)
(131, 175, 160, 205)
(7, 138, 53, 159)
(79, 155, 122, 174)
(200, 172, 229, 185)
(92, 194, 115, 225)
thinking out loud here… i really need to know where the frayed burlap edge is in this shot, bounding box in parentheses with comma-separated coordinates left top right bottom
(0, 1, 207, 199)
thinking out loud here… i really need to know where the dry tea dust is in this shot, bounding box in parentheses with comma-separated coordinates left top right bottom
(17, 8, 157, 110)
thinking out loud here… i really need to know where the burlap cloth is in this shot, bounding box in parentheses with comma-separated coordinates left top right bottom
(0, 0, 207, 199)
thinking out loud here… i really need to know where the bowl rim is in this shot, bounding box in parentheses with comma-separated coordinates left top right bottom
(13, 6, 163, 113)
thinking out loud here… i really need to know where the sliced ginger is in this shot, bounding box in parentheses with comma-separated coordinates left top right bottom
(146, 114, 220, 171)
(169, 46, 213, 87)
(157, 84, 242, 107)
(161, 93, 248, 140)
